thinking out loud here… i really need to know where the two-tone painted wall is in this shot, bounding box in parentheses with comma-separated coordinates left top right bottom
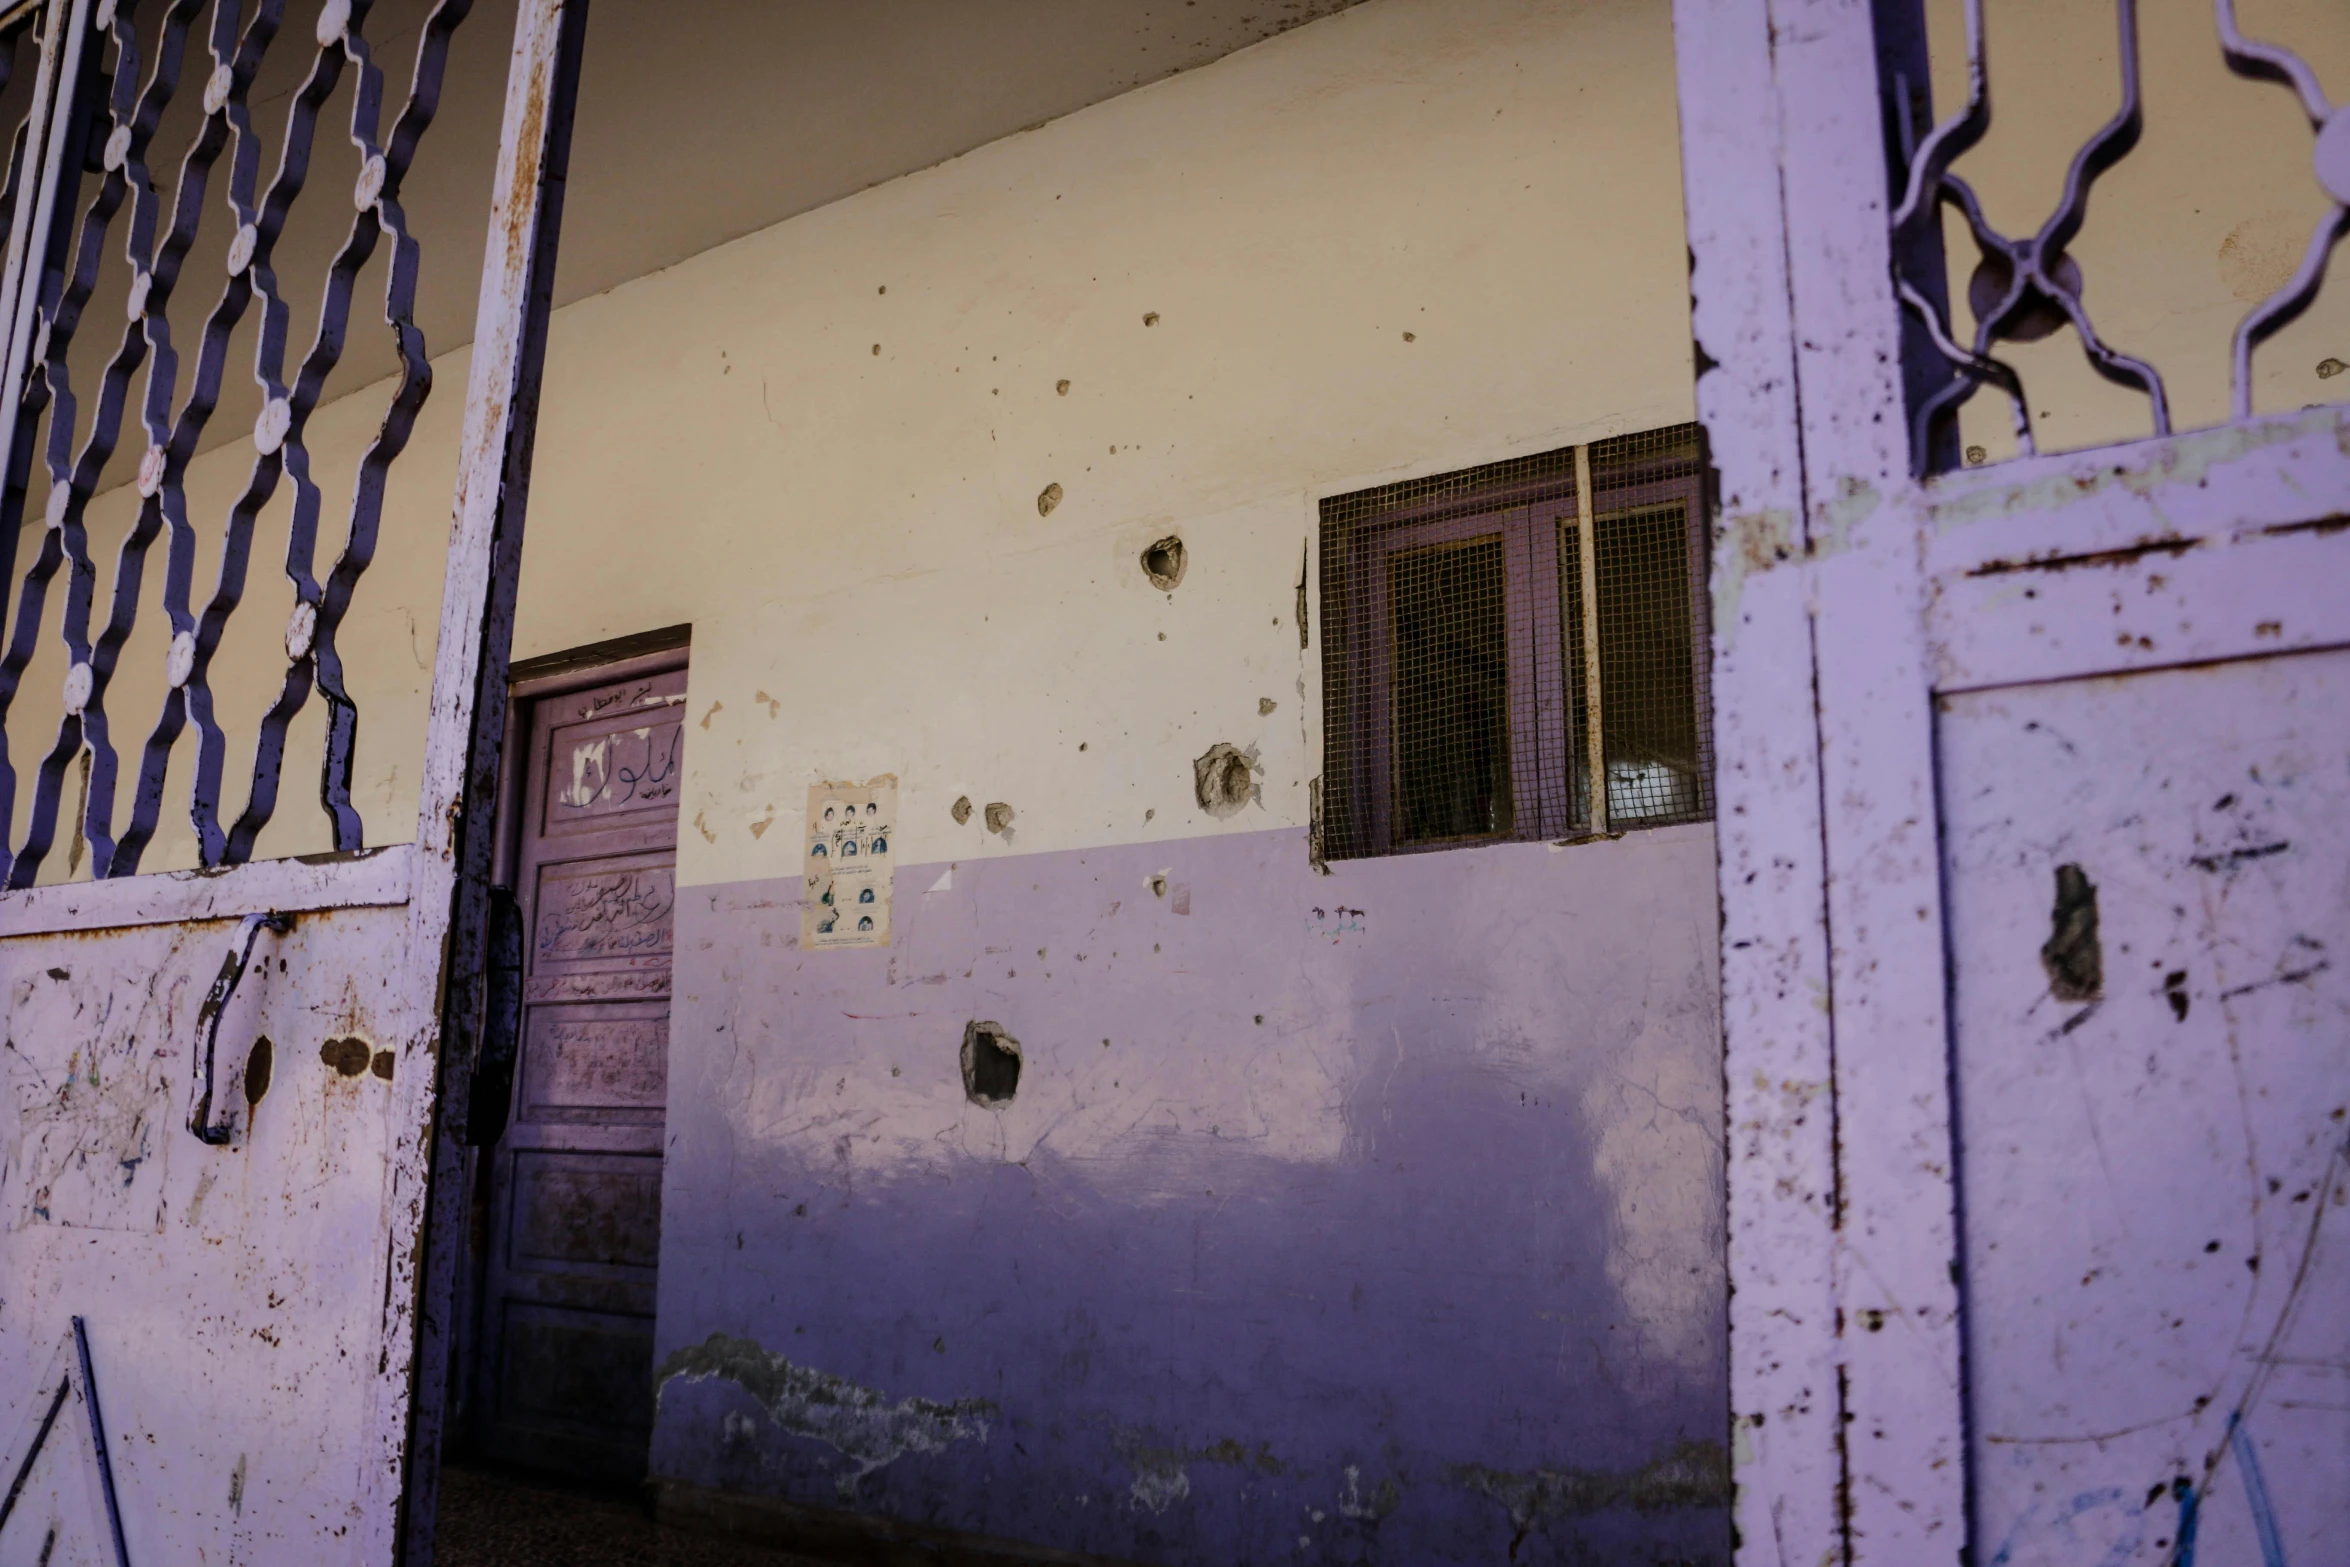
(512, 0, 1726, 1559)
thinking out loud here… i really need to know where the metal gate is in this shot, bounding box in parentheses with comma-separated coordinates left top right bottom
(1678, 1, 2350, 1563)
(0, 0, 582, 1561)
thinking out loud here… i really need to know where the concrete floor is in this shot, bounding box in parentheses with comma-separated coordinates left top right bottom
(435, 1467, 832, 1567)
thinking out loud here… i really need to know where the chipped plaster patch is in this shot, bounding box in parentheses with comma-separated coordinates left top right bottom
(1449, 1441, 1729, 1544)
(1122, 1445, 1193, 1514)
(1925, 406, 2344, 532)
(656, 1333, 993, 1499)
(1711, 506, 1795, 645)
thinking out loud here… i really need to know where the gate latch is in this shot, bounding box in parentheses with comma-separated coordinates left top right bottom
(187, 911, 290, 1145)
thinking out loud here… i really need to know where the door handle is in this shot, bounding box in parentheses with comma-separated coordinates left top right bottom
(187, 911, 290, 1145)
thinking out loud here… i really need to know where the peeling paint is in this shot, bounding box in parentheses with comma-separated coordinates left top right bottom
(1119, 1442, 1193, 1514)
(1813, 474, 1879, 559)
(1449, 1440, 1729, 1544)
(1924, 406, 2344, 533)
(655, 1333, 994, 1498)
(1337, 1464, 1400, 1522)
(1711, 506, 1796, 644)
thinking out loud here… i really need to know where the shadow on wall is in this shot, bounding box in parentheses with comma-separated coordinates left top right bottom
(646, 825, 1729, 1565)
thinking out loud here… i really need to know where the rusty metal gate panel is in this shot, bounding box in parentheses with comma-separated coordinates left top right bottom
(1676, 1, 2350, 1563)
(0, 0, 583, 1562)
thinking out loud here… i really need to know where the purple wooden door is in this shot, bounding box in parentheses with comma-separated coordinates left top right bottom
(474, 662, 686, 1480)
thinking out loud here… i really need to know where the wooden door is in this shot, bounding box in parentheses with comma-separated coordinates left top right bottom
(474, 660, 686, 1481)
(1675, 1, 2350, 1562)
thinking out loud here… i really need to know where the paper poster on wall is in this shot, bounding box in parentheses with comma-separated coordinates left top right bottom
(803, 774, 897, 950)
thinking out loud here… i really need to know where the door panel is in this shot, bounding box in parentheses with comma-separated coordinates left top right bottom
(517, 1006, 670, 1121)
(1942, 652, 2350, 1567)
(1, 897, 414, 1564)
(475, 663, 684, 1482)
(511, 1151, 665, 1271)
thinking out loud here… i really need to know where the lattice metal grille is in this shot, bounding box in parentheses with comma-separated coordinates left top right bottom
(0, 0, 482, 886)
(1319, 425, 1709, 863)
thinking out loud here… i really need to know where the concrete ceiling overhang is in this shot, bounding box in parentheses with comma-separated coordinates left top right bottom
(34, 0, 1366, 477)
(557, 0, 1370, 308)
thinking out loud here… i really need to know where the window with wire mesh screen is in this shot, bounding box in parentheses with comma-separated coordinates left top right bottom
(1318, 425, 1709, 863)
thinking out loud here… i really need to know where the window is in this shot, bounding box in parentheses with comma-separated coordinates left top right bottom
(1317, 425, 1711, 861)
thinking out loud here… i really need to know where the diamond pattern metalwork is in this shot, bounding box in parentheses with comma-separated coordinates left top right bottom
(0, 0, 475, 884)
(1891, 0, 2350, 475)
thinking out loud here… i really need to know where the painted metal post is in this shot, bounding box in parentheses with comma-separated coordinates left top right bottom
(380, 0, 592, 1559)
(1673, 0, 1965, 1560)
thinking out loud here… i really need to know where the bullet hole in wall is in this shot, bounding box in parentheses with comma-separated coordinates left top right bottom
(243, 1036, 273, 1106)
(372, 1050, 396, 1081)
(321, 1036, 372, 1076)
(2318, 357, 2345, 378)
(1965, 445, 1988, 466)
(1141, 535, 1186, 591)
(2041, 863, 2102, 1003)
(1143, 311, 1160, 327)
(1194, 742, 1258, 818)
(962, 1021, 1022, 1106)
(985, 801, 1016, 835)
(2164, 969, 2190, 1021)
(1259, 698, 1277, 715)
(1056, 379, 1071, 395)
(952, 795, 973, 825)
(1037, 482, 1064, 517)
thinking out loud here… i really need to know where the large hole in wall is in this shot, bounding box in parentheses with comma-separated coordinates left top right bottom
(1141, 535, 1187, 591)
(961, 1021, 1022, 1106)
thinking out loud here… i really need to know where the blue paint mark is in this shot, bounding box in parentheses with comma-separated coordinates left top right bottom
(1988, 1485, 2144, 1567)
(2173, 1474, 2203, 1567)
(2228, 1413, 2288, 1567)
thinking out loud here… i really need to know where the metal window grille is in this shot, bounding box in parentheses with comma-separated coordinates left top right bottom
(0, 0, 485, 886)
(1319, 423, 1710, 863)
(1886, 0, 2350, 474)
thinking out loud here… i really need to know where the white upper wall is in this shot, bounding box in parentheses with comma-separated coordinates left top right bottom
(516, 0, 1695, 888)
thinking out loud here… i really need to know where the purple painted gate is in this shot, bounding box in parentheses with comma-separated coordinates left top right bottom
(0, 1, 584, 1561)
(1676, 1, 2350, 1561)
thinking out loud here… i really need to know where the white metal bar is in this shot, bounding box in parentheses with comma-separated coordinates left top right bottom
(1670, 0, 1844, 1559)
(1573, 442, 1606, 835)
(1919, 405, 2350, 576)
(0, 0, 85, 536)
(0, 843, 412, 937)
(1930, 522, 2350, 694)
(367, 0, 584, 1559)
(1768, 0, 1967, 1557)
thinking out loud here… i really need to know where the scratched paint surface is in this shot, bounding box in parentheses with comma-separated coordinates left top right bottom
(0, 912, 410, 1564)
(1941, 649, 2350, 1567)
(651, 824, 1728, 1563)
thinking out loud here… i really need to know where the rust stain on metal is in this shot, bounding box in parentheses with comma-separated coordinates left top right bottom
(1965, 534, 2196, 578)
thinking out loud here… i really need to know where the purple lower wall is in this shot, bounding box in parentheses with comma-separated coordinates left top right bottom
(651, 823, 1727, 1565)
